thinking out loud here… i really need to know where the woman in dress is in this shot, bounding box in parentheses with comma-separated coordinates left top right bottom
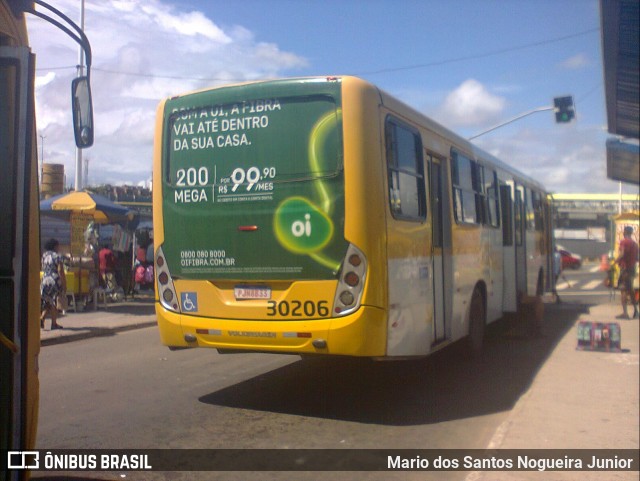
(40, 238, 66, 329)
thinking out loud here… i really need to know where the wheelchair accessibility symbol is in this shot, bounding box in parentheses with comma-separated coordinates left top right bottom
(181, 292, 198, 312)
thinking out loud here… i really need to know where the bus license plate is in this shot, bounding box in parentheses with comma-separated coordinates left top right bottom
(234, 286, 271, 300)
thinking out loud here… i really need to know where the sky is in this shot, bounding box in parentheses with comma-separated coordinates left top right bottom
(27, 0, 637, 195)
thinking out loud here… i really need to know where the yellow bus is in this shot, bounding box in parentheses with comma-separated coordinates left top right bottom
(1, 2, 92, 479)
(153, 76, 551, 359)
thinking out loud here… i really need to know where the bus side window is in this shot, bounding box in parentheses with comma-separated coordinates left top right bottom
(385, 117, 426, 221)
(474, 164, 486, 223)
(532, 190, 544, 231)
(485, 169, 500, 228)
(451, 151, 478, 224)
(515, 187, 524, 246)
(525, 187, 536, 231)
(500, 184, 514, 246)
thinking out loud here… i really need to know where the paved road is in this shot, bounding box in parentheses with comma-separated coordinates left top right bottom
(30, 262, 638, 481)
(555, 262, 619, 305)
(35, 325, 517, 480)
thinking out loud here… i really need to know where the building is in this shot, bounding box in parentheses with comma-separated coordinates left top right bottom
(553, 193, 639, 258)
(600, 0, 639, 184)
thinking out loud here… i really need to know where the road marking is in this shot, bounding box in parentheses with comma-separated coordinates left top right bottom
(557, 290, 610, 296)
(610, 353, 639, 366)
(557, 280, 608, 291)
(589, 265, 601, 273)
(465, 471, 483, 481)
(486, 418, 510, 449)
(583, 279, 604, 290)
(465, 419, 512, 481)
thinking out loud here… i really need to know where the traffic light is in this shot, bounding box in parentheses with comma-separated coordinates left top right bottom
(554, 96, 575, 123)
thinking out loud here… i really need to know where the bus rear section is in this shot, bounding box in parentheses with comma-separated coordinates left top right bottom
(153, 77, 388, 357)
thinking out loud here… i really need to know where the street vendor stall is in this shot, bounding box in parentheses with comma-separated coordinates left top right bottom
(40, 191, 139, 309)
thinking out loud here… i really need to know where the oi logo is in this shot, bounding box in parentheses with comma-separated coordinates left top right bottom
(274, 197, 333, 254)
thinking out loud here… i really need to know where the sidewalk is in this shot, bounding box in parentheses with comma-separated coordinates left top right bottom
(39, 293, 157, 346)
(474, 297, 639, 480)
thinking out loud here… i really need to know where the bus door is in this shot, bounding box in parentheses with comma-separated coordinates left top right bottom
(1, 44, 38, 462)
(428, 155, 452, 343)
(514, 185, 528, 301)
(544, 196, 554, 292)
(500, 182, 517, 311)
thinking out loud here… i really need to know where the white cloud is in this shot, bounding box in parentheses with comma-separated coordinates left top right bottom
(474, 125, 618, 194)
(141, 5, 231, 42)
(437, 79, 506, 128)
(560, 53, 590, 70)
(28, 0, 307, 187)
(35, 72, 56, 88)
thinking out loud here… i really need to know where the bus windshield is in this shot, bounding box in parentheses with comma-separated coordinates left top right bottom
(161, 79, 348, 281)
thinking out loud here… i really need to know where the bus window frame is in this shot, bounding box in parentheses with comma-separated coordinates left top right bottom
(452, 151, 501, 229)
(514, 186, 525, 246)
(531, 189, 545, 232)
(500, 183, 514, 246)
(384, 115, 426, 222)
(482, 165, 501, 229)
(451, 150, 479, 225)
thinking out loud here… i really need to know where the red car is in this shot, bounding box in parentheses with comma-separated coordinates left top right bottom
(557, 245, 582, 270)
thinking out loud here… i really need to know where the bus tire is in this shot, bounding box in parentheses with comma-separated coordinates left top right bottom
(467, 287, 486, 356)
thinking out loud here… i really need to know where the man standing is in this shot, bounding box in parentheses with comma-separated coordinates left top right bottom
(552, 248, 563, 303)
(616, 226, 639, 319)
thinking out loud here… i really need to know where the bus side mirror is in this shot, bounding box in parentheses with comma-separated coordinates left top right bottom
(72, 76, 94, 148)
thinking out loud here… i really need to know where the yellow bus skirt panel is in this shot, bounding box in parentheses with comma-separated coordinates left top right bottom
(156, 305, 387, 357)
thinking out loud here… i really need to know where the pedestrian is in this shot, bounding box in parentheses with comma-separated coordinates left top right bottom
(40, 238, 66, 330)
(99, 243, 117, 290)
(615, 225, 639, 319)
(145, 240, 154, 265)
(552, 247, 562, 303)
(136, 242, 147, 267)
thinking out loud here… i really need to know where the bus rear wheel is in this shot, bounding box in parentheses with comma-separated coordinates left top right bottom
(467, 287, 486, 356)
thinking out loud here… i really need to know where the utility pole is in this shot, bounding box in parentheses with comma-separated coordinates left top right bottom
(74, 0, 85, 191)
(39, 133, 45, 185)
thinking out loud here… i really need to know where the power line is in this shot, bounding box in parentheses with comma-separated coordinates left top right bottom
(577, 82, 603, 103)
(93, 67, 229, 81)
(37, 65, 76, 71)
(36, 64, 250, 82)
(357, 27, 600, 76)
(35, 27, 599, 81)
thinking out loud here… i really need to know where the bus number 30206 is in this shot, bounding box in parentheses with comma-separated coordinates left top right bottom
(266, 300, 330, 317)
